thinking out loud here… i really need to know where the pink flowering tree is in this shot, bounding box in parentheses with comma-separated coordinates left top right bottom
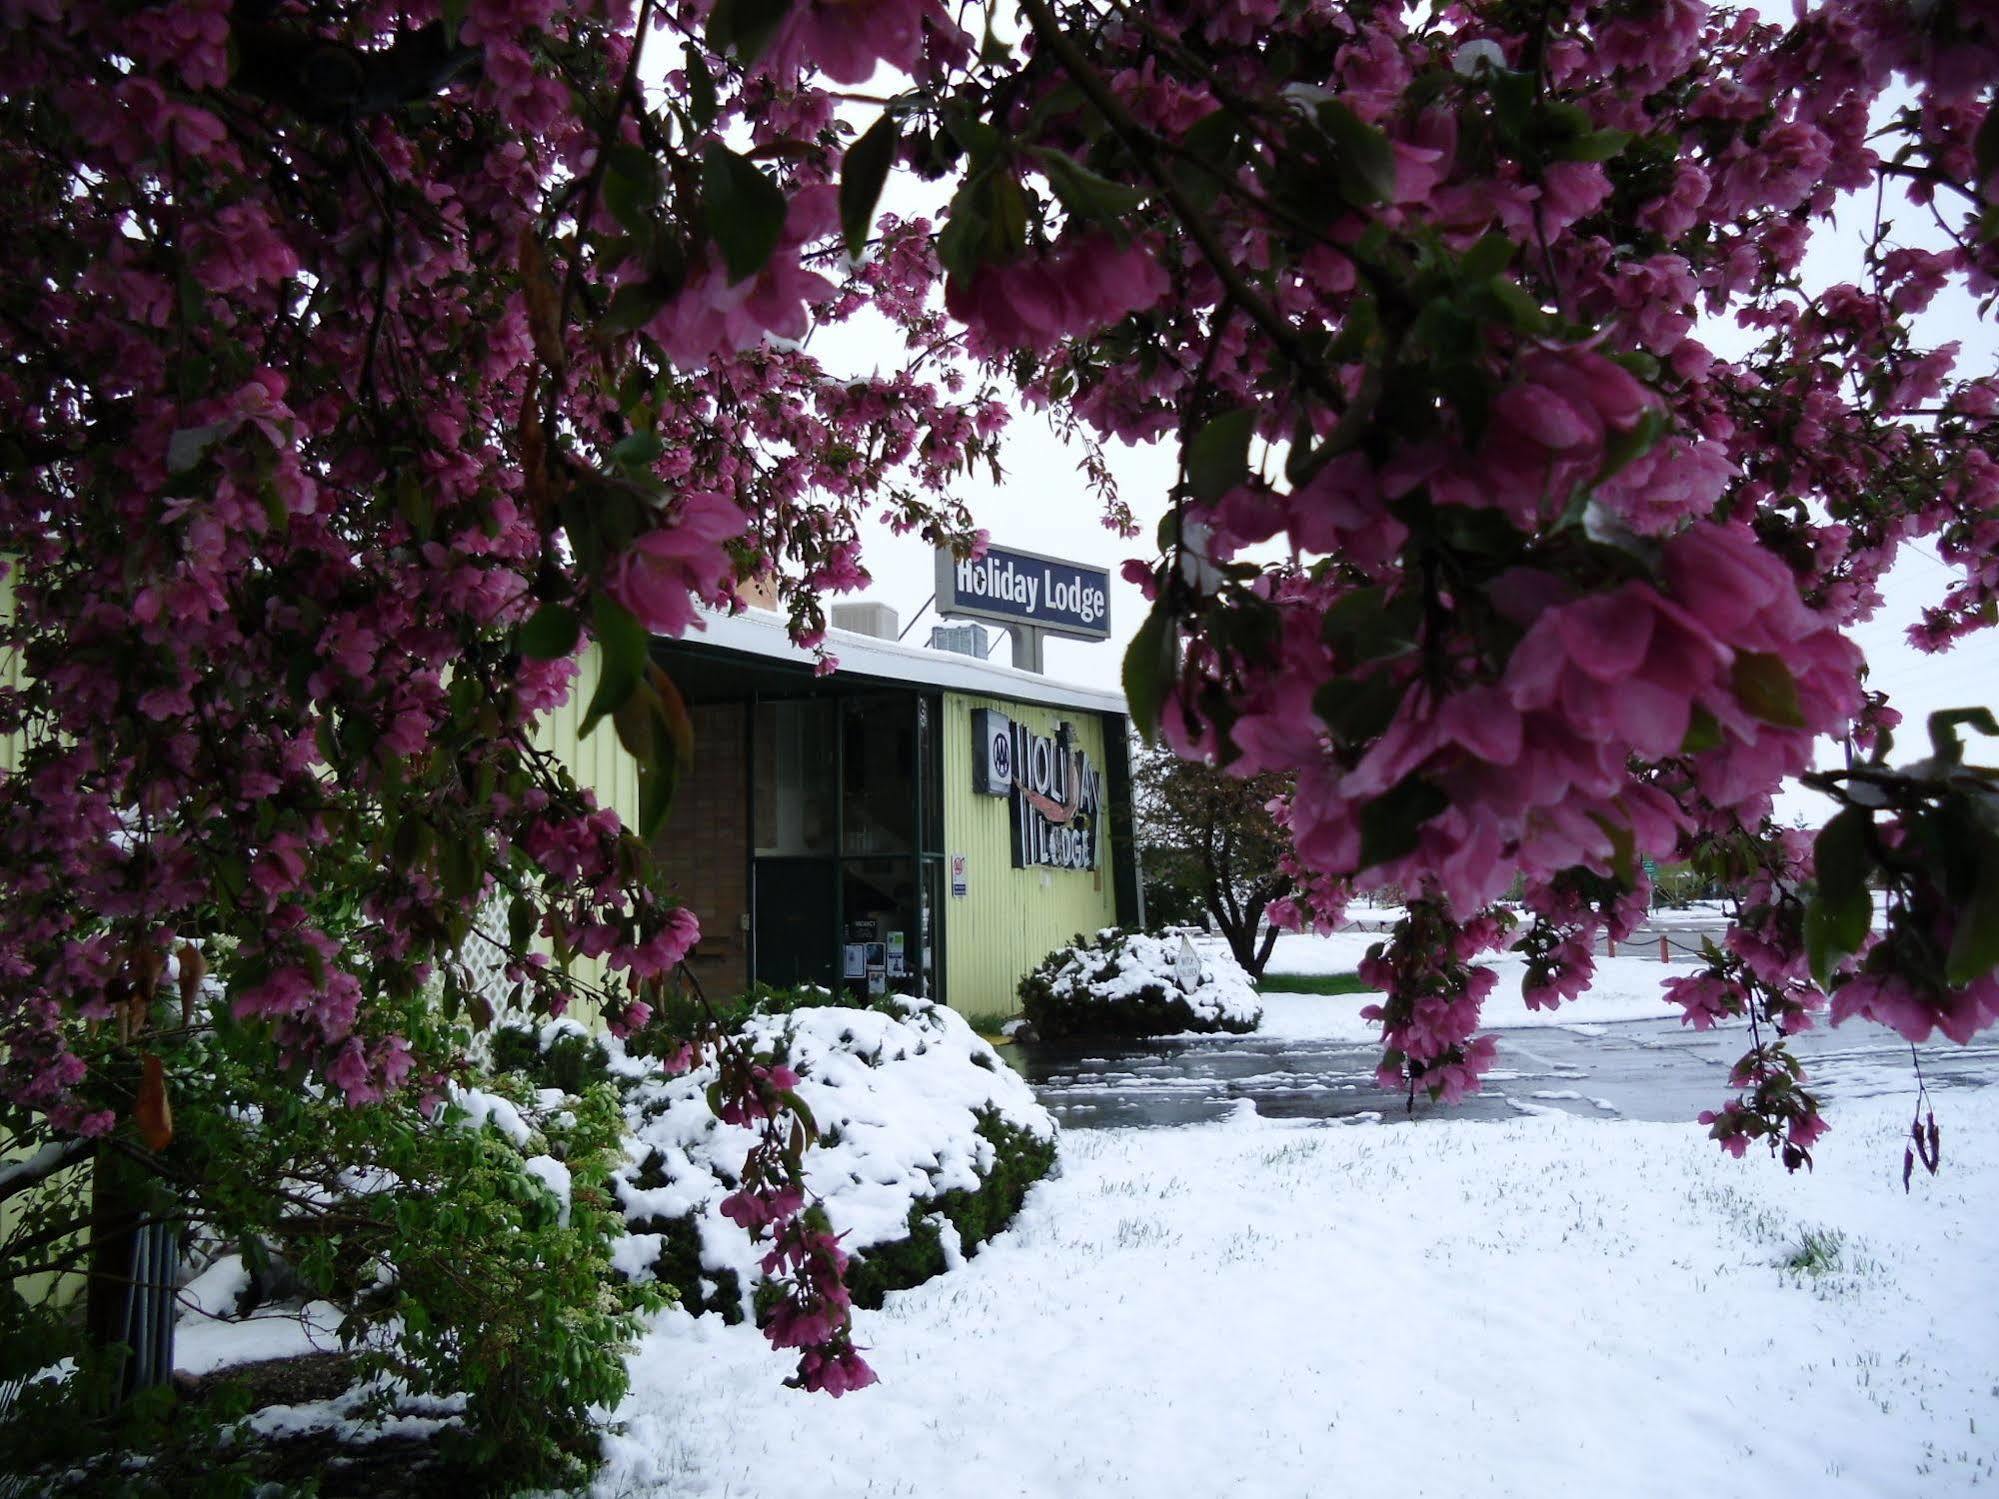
(0, 0, 1002, 1411)
(917, 0, 1999, 1173)
(2, 0, 1998, 1459)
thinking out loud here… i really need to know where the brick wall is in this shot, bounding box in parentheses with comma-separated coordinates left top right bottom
(655, 702, 750, 1000)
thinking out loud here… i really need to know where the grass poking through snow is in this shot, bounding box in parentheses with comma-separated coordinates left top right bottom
(1256, 971, 1375, 996)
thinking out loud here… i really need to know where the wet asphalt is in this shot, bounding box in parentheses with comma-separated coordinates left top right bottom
(1004, 1014, 1999, 1132)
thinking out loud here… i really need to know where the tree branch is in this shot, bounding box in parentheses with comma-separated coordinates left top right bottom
(1013, 0, 1344, 409)
(0, 1137, 92, 1204)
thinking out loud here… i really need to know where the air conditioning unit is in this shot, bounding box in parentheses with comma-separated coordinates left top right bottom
(929, 622, 990, 658)
(829, 602, 899, 640)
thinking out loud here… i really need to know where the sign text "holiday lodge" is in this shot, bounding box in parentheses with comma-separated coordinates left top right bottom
(933, 543, 1113, 641)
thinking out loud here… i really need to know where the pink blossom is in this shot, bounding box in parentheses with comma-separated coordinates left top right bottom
(607, 492, 749, 636)
(759, 0, 965, 85)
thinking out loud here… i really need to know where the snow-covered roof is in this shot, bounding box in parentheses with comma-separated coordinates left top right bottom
(682, 606, 1128, 717)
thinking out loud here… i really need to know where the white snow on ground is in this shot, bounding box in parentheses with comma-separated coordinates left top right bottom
(1263, 928, 1391, 974)
(1647, 901, 1735, 927)
(242, 1384, 466, 1445)
(1254, 933, 1704, 1042)
(597, 1089, 1999, 1499)
(174, 1299, 346, 1377)
(178, 1251, 249, 1320)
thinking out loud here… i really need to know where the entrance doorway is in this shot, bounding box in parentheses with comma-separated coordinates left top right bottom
(750, 692, 944, 1001)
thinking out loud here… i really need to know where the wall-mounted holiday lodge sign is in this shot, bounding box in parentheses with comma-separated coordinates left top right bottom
(970, 708, 1102, 871)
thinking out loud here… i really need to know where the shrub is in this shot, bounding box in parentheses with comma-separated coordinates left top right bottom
(842, 1109, 1059, 1310)
(1018, 929, 1262, 1040)
(2, 1013, 657, 1495)
(600, 994, 1056, 1322)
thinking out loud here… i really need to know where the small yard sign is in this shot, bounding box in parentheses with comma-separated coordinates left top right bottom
(1175, 935, 1203, 993)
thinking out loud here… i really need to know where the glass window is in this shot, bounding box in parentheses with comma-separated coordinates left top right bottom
(753, 700, 836, 857)
(840, 696, 916, 856)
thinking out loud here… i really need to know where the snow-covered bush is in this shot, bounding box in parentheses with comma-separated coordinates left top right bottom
(1018, 929, 1263, 1040)
(498, 989, 1057, 1322)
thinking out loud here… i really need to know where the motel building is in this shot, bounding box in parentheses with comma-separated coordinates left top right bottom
(645, 545, 1143, 1018)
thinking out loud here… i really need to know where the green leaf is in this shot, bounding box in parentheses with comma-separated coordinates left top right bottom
(1731, 651, 1806, 728)
(1926, 706, 1999, 766)
(1319, 587, 1419, 663)
(1034, 147, 1148, 222)
(520, 602, 582, 661)
(1805, 806, 1875, 986)
(1169, 109, 1240, 211)
(395, 468, 434, 541)
(1123, 606, 1177, 743)
(1945, 831, 1999, 986)
(684, 44, 718, 130)
(1595, 405, 1666, 486)
(701, 143, 790, 284)
(1459, 232, 1516, 282)
(1313, 672, 1406, 743)
(581, 592, 649, 738)
(1553, 128, 1632, 163)
(439, 830, 483, 904)
(1315, 99, 1398, 206)
(1357, 777, 1447, 871)
(602, 144, 662, 237)
(778, 1089, 818, 1140)
(611, 430, 665, 475)
(600, 281, 671, 337)
(706, 0, 791, 65)
(1186, 407, 1255, 502)
(840, 113, 901, 260)
(1587, 812, 1638, 887)
(1974, 101, 1999, 200)
(935, 167, 1031, 286)
(618, 667, 696, 841)
(933, 189, 988, 285)
(1679, 704, 1723, 754)
(1483, 275, 1552, 335)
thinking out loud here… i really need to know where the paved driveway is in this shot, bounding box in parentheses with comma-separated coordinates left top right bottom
(1007, 1015, 1999, 1130)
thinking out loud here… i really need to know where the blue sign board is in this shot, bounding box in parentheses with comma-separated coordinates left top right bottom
(933, 543, 1112, 642)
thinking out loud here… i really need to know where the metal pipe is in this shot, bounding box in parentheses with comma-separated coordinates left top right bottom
(154, 1228, 177, 1389)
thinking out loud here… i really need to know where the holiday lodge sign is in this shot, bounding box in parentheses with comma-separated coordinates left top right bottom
(970, 708, 1103, 871)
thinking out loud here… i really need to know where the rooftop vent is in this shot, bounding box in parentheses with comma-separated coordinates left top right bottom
(829, 601, 899, 640)
(929, 622, 990, 659)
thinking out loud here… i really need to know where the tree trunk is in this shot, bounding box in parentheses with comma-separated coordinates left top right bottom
(85, 1146, 143, 1403)
(1208, 893, 1259, 976)
(1252, 918, 1281, 979)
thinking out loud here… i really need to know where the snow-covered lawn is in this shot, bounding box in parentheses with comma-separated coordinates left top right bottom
(1253, 931, 1703, 1040)
(598, 1088, 1999, 1498)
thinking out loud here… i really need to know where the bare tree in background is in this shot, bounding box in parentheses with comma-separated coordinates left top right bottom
(1135, 746, 1294, 980)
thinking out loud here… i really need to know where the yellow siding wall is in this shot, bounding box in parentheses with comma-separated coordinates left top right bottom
(942, 692, 1119, 1018)
(533, 642, 644, 832)
(1, 562, 82, 1309)
(530, 643, 644, 1025)
(1, 562, 23, 774)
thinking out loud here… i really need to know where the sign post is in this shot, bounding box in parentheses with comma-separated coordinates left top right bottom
(934, 544, 1111, 673)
